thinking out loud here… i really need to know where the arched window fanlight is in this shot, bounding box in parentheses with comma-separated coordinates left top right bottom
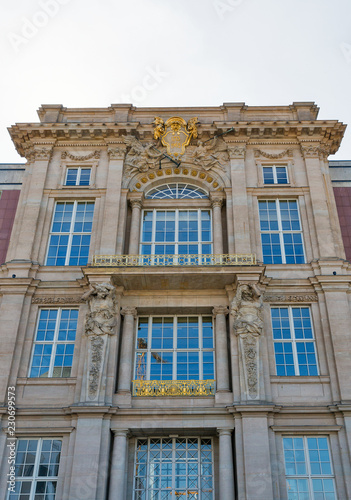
(145, 183, 208, 200)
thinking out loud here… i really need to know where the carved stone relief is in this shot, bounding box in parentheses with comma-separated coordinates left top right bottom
(32, 296, 85, 304)
(263, 293, 318, 303)
(81, 283, 117, 400)
(61, 150, 100, 160)
(254, 149, 293, 159)
(231, 283, 263, 400)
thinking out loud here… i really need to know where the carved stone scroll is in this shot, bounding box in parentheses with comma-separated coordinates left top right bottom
(231, 283, 263, 400)
(82, 283, 118, 401)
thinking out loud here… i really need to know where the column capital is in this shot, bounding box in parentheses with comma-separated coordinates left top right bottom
(217, 428, 233, 436)
(212, 305, 229, 317)
(210, 191, 224, 208)
(107, 145, 126, 160)
(128, 191, 144, 209)
(120, 306, 137, 318)
(227, 144, 246, 159)
(300, 143, 330, 159)
(24, 144, 55, 162)
(112, 429, 129, 437)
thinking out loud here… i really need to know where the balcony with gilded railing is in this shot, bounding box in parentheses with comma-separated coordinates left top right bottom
(92, 253, 256, 267)
(132, 379, 216, 397)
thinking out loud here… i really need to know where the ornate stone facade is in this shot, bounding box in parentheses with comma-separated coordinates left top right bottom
(1, 102, 351, 500)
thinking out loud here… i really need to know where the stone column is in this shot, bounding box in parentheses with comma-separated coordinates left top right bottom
(100, 146, 126, 255)
(227, 144, 251, 254)
(210, 192, 224, 255)
(117, 307, 137, 393)
(213, 306, 230, 392)
(218, 428, 235, 500)
(301, 145, 336, 257)
(128, 192, 144, 255)
(108, 430, 129, 500)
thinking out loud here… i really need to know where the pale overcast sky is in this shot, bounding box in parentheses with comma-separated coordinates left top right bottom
(1, 0, 351, 162)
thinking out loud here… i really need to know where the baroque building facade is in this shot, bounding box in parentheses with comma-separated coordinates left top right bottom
(0, 102, 351, 500)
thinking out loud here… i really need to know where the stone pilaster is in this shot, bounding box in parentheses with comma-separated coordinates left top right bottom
(300, 144, 336, 258)
(227, 144, 251, 254)
(99, 145, 126, 254)
(236, 407, 274, 500)
(7, 144, 54, 262)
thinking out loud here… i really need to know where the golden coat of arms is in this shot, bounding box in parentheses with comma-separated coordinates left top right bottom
(153, 116, 198, 158)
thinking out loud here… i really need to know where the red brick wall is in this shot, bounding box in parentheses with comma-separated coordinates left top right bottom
(333, 187, 351, 262)
(0, 190, 20, 264)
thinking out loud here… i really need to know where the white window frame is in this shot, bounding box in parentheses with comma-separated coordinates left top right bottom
(262, 164, 289, 184)
(45, 200, 94, 266)
(9, 437, 62, 500)
(259, 199, 306, 264)
(28, 308, 78, 378)
(65, 167, 91, 186)
(283, 436, 337, 500)
(139, 208, 213, 256)
(134, 315, 215, 381)
(270, 306, 319, 376)
(133, 436, 215, 500)
(145, 183, 209, 199)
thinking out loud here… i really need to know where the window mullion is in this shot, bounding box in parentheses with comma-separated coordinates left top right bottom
(65, 201, 77, 265)
(31, 438, 42, 500)
(147, 317, 151, 380)
(304, 436, 315, 499)
(76, 168, 81, 186)
(276, 200, 286, 263)
(273, 166, 278, 184)
(173, 316, 177, 380)
(49, 309, 61, 377)
(199, 316, 203, 380)
(289, 307, 300, 376)
(175, 210, 179, 256)
(152, 210, 156, 256)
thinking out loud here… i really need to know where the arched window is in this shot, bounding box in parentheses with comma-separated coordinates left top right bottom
(146, 183, 208, 200)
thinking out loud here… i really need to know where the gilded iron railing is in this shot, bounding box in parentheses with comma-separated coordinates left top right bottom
(132, 379, 216, 397)
(92, 253, 256, 266)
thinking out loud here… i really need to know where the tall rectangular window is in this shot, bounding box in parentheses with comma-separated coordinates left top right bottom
(259, 200, 305, 264)
(283, 437, 336, 499)
(133, 437, 214, 500)
(134, 316, 214, 381)
(263, 165, 288, 184)
(46, 201, 94, 266)
(29, 308, 78, 378)
(9, 438, 62, 500)
(65, 167, 91, 186)
(271, 307, 318, 376)
(140, 209, 212, 257)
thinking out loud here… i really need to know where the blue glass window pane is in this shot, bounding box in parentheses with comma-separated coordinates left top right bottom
(65, 169, 78, 185)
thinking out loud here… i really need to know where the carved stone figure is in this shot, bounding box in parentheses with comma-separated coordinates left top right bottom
(231, 283, 263, 399)
(191, 137, 228, 171)
(82, 283, 118, 400)
(123, 135, 163, 173)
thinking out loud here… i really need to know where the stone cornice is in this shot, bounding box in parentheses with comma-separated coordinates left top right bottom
(8, 119, 346, 157)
